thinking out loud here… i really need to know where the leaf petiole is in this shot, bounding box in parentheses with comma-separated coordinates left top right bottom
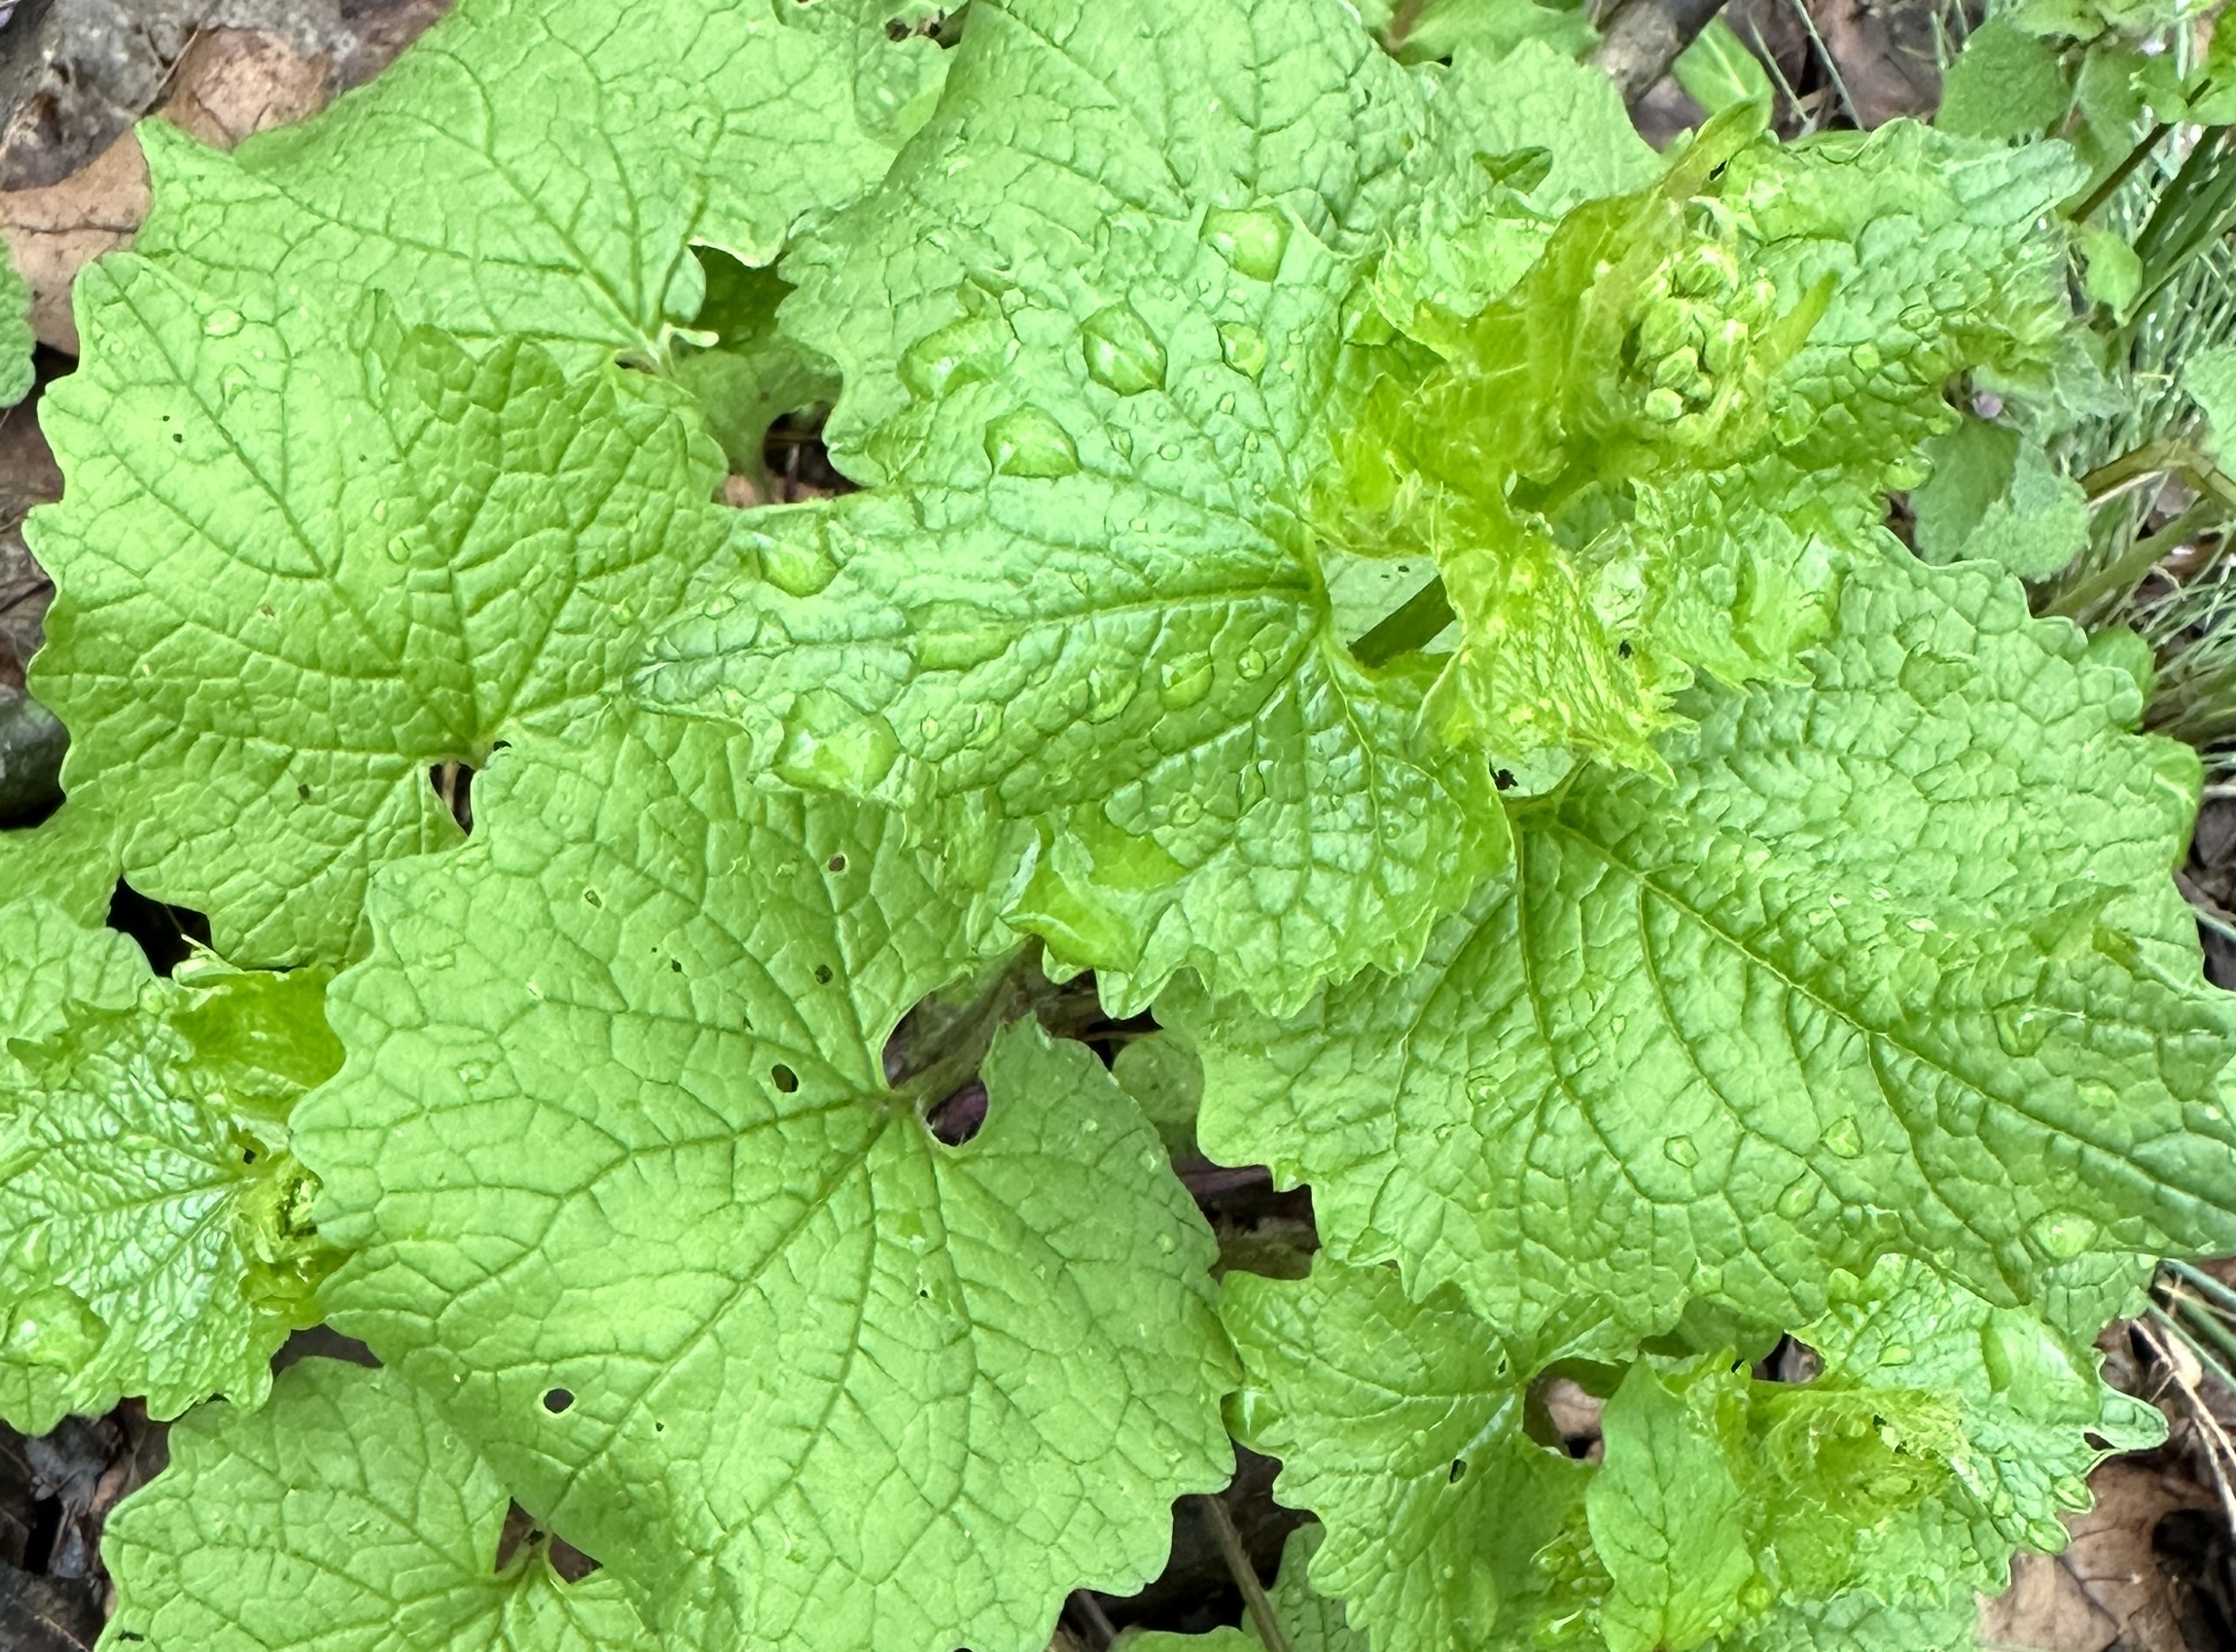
(1349, 576, 1455, 668)
(1197, 1494, 1295, 1652)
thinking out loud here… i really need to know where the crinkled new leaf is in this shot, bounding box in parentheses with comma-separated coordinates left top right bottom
(0, 929, 343, 1432)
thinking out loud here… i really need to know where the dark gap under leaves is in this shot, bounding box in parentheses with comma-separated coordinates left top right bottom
(761, 410, 854, 504)
(926, 1079, 987, 1145)
(1075, 1449, 1305, 1640)
(104, 882, 211, 976)
(0, 1402, 168, 1652)
(429, 759, 476, 834)
(494, 1500, 601, 1583)
(273, 1326, 378, 1373)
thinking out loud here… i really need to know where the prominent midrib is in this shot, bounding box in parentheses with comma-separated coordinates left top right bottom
(1532, 814, 2236, 1222)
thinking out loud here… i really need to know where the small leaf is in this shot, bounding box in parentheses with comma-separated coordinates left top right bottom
(669, 249, 842, 484)
(1913, 420, 2090, 580)
(1589, 1360, 1758, 1652)
(1937, 19, 2073, 138)
(0, 937, 344, 1431)
(2186, 344, 2236, 455)
(2078, 227, 2144, 322)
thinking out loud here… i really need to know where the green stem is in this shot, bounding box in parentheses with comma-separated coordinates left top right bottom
(1198, 1495, 1294, 1652)
(2069, 121, 2174, 224)
(2160, 1301, 2236, 1391)
(2045, 499, 2223, 620)
(2165, 1258, 2236, 1318)
(1350, 576, 1455, 667)
(2080, 438, 2187, 503)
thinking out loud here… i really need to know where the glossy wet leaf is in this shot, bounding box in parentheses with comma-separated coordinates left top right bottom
(1175, 549, 2236, 1351)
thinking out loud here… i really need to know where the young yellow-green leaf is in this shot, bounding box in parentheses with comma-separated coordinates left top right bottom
(130, 0, 948, 362)
(1222, 1261, 1589, 1652)
(1803, 1255, 2164, 1573)
(1120, 1526, 1366, 1652)
(0, 896, 142, 1053)
(0, 802, 123, 930)
(29, 258, 728, 965)
(637, 4, 1670, 1013)
(102, 1357, 661, 1652)
(294, 714, 1237, 1652)
(0, 950, 343, 1432)
(1325, 117, 2083, 774)
(1227, 1254, 2158, 1652)
(1173, 548, 2236, 1350)
(644, 8, 2092, 1009)
(1590, 1360, 1759, 1652)
(1329, 117, 1833, 773)
(1360, 39, 1657, 348)
(1723, 126, 2083, 479)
